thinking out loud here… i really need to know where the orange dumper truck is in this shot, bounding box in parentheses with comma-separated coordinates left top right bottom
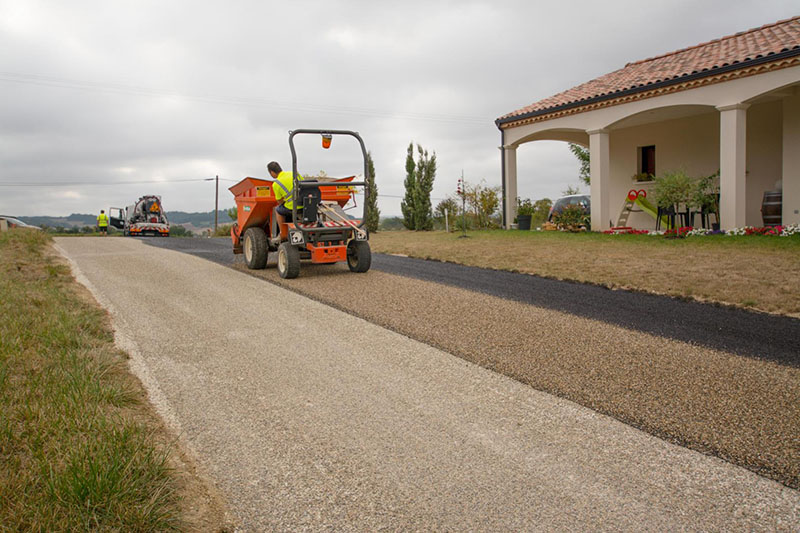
(229, 129, 372, 279)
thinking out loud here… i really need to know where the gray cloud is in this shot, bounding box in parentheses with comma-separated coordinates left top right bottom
(1, 0, 797, 216)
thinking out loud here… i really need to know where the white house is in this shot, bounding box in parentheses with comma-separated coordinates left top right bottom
(496, 17, 800, 231)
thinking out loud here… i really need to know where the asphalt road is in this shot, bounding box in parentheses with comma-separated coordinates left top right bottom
(146, 237, 800, 367)
(56, 237, 800, 531)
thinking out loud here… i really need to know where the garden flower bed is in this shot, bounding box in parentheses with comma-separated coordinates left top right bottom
(604, 223, 800, 237)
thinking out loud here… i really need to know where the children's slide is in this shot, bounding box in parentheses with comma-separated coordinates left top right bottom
(616, 189, 672, 230)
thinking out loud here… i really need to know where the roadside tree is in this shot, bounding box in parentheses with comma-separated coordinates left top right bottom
(413, 145, 436, 230)
(401, 142, 437, 230)
(400, 144, 416, 229)
(532, 198, 552, 227)
(464, 181, 500, 229)
(434, 197, 460, 231)
(365, 151, 380, 232)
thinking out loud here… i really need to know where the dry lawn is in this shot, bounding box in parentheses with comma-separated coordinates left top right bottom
(371, 230, 800, 317)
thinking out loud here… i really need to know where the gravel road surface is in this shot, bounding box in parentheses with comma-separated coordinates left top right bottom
(56, 237, 799, 531)
(145, 237, 800, 489)
(145, 237, 800, 366)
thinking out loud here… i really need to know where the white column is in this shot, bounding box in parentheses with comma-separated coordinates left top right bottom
(717, 104, 749, 229)
(503, 145, 518, 229)
(783, 92, 800, 226)
(588, 129, 610, 231)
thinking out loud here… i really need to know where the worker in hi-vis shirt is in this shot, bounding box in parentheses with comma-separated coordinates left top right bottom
(97, 210, 109, 236)
(268, 161, 303, 227)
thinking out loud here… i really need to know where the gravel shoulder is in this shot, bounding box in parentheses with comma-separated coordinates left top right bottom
(55, 237, 800, 530)
(232, 257, 800, 491)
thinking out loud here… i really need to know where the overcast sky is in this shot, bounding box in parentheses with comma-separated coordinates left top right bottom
(1, 0, 797, 217)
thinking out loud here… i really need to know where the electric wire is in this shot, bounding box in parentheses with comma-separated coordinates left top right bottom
(0, 177, 238, 187)
(0, 71, 492, 126)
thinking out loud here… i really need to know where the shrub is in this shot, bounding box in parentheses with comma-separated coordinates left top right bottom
(213, 224, 233, 237)
(552, 204, 589, 231)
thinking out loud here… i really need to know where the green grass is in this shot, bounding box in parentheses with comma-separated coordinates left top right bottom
(0, 229, 181, 531)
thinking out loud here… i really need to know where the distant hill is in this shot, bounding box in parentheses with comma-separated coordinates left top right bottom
(16, 210, 399, 234)
(17, 210, 233, 232)
(16, 213, 96, 228)
(166, 210, 232, 227)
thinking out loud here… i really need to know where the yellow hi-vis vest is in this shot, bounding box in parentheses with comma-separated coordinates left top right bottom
(97, 213, 109, 227)
(272, 171, 303, 210)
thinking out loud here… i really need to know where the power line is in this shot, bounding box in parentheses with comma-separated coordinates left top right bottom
(356, 192, 446, 201)
(0, 177, 238, 187)
(0, 177, 449, 203)
(0, 71, 493, 126)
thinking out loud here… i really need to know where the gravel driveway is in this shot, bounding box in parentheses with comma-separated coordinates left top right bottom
(56, 237, 800, 531)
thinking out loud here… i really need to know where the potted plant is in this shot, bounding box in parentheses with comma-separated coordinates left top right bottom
(653, 170, 693, 231)
(632, 172, 654, 183)
(516, 197, 535, 230)
(690, 171, 720, 230)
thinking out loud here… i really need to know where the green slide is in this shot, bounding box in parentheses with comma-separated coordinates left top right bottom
(633, 194, 672, 230)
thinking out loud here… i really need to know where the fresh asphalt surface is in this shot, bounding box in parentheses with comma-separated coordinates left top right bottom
(145, 237, 800, 368)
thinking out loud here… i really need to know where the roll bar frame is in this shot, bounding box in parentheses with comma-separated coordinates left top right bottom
(288, 129, 369, 240)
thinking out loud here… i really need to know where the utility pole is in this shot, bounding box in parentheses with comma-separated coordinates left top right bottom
(457, 170, 468, 239)
(214, 175, 219, 233)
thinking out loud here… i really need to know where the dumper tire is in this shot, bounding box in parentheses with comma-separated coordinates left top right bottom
(244, 227, 268, 269)
(347, 240, 371, 273)
(277, 243, 300, 279)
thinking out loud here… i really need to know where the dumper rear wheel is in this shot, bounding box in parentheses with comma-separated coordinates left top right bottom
(277, 243, 300, 279)
(244, 227, 268, 269)
(347, 240, 371, 273)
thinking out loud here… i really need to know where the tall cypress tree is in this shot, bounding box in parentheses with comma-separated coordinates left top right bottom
(365, 151, 380, 232)
(400, 143, 416, 229)
(413, 145, 436, 231)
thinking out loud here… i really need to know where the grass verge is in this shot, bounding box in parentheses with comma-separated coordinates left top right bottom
(0, 229, 194, 531)
(371, 230, 800, 317)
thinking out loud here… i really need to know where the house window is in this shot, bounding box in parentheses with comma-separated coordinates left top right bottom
(639, 145, 656, 177)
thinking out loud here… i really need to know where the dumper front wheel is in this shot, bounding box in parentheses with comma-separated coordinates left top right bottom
(277, 243, 300, 279)
(347, 240, 371, 273)
(244, 227, 268, 269)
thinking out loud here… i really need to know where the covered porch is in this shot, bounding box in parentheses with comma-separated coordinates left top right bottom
(500, 76, 800, 231)
(497, 18, 800, 232)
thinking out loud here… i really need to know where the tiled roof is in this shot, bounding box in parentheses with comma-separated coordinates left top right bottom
(498, 16, 800, 127)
